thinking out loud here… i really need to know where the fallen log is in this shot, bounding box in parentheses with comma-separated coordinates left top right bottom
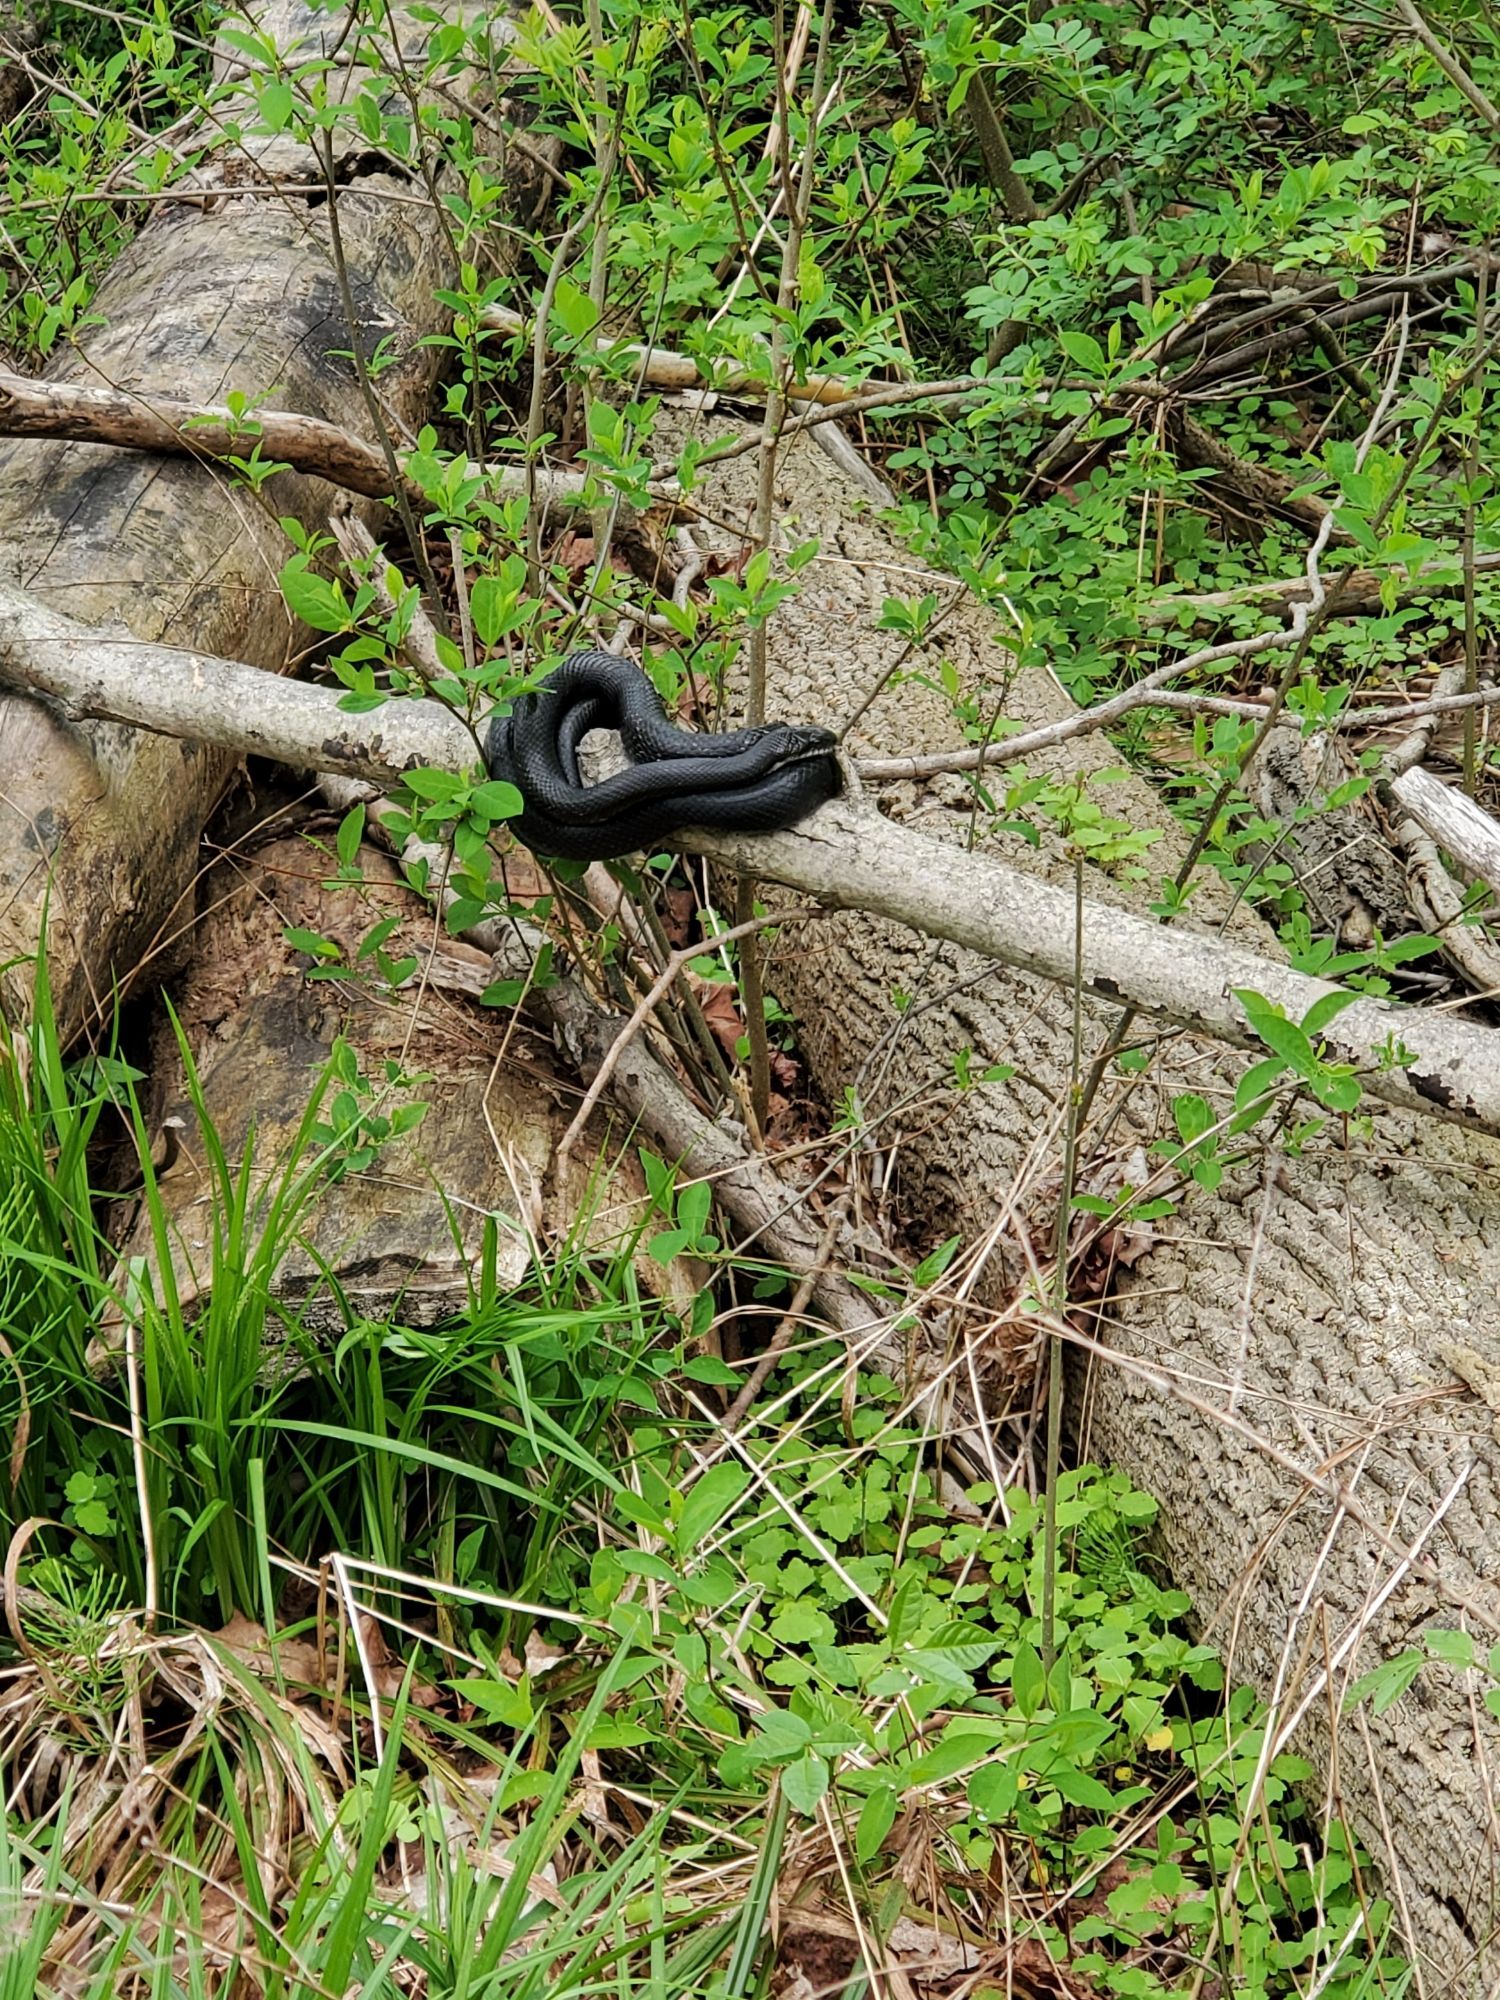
(0, 0, 497, 1045)
(663, 417, 1500, 1994)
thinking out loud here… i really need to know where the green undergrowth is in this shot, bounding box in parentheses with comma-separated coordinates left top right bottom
(0, 981, 1408, 1998)
(5, 0, 1487, 1987)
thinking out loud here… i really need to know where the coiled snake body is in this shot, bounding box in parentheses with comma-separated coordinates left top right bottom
(486, 650, 841, 861)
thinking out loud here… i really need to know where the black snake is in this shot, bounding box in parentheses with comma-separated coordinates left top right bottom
(485, 650, 841, 861)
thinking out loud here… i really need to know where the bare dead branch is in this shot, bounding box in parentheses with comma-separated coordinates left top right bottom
(8, 576, 1500, 1139)
(0, 371, 663, 516)
(1391, 765, 1500, 907)
(1140, 551, 1500, 628)
(1394, 0, 1500, 131)
(0, 369, 428, 508)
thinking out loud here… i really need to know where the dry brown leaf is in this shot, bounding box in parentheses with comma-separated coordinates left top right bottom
(212, 1613, 324, 1689)
(524, 1628, 570, 1677)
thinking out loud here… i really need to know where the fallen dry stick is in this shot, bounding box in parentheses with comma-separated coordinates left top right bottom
(0, 372, 651, 514)
(0, 369, 429, 509)
(481, 303, 892, 407)
(1392, 763, 1500, 906)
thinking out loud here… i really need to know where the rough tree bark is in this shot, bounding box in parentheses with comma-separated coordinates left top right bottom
(99, 826, 671, 1351)
(0, 0, 494, 1044)
(0, 0, 588, 1325)
(676, 415, 1500, 1990)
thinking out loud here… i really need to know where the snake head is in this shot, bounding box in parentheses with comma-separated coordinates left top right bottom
(774, 724, 840, 763)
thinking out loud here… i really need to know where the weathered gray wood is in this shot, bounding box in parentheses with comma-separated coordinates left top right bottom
(675, 416, 1500, 1993)
(1394, 763, 1500, 906)
(101, 832, 660, 1341)
(0, 0, 465, 1044)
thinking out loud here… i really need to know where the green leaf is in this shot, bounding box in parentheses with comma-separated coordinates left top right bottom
(910, 1620, 1001, 1672)
(1425, 1628, 1477, 1669)
(468, 577, 516, 648)
(1172, 1094, 1213, 1144)
(1234, 1056, 1286, 1118)
(459, 1676, 533, 1727)
(616, 1551, 681, 1585)
(281, 561, 350, 634)
(608, 1599, 654, 1644)
(405, 767, 463, 803)
(1010, 1640, 1045, 1718)
(551, 276, 601, 343)
(284, 927, 339, 960)
(911, 1235, 961, 1286)
(1312, 1072, 1362, 1113)
(639, 1148, 674, 1212)
(677, 1462, 750, 1549)
(1234, 992, 1315, 1075)
(678, 1179, 713, 1243)
(481, 975, 529, 1007)
(887, 1574, 926, 1651)
(771, 1600, 836, 1645)
(681, 1355, 741, 1387)
(856, 1785, 898, 1864)
(1301, 989, 1361, 1038)
(258, 80, 295, 131)
(1344, 1648, 1424, 1714)
(355, 916, 402, 960)
(1047, 1764, 1116, 1811)
(782, 1752, 830, 1816)
(1379, 932, 1441, 964)
(901, 1729, 1007, 1786)
(677, 1556, 741, 1606)
(335, 805, 366, 867)
(753, 1709, 813, 1760)
(1058, 329, 1107, 375)
(471, 778, 524, 821)
(968, 1758, 1019, 1819)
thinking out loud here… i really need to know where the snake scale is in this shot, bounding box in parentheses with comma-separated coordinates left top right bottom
(485, 650, 841, 861)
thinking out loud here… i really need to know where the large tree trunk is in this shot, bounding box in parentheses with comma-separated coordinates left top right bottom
(681, 415, 1500, 1990)
(0, 1, 603, 1329)
(0, 0, 471, 1045)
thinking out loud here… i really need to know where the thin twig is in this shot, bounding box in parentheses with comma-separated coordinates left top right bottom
(856, 685, 1500, 785)
(317, 129, 448, 632)
(1464, 261, 1489, 791)
(1394, 0, 1500, 130)
(553, 907, 821, 1166)
(723, 1188, 854, 1430)
(737, 1, 835, 1134)
(522, 118, 626, 582)
(858, 567, 1339, 785)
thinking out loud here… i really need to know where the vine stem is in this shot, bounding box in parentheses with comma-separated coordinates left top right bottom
(520, 72, 628, 589)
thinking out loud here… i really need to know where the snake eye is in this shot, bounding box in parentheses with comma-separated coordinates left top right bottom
(792, 726, 838, 752)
